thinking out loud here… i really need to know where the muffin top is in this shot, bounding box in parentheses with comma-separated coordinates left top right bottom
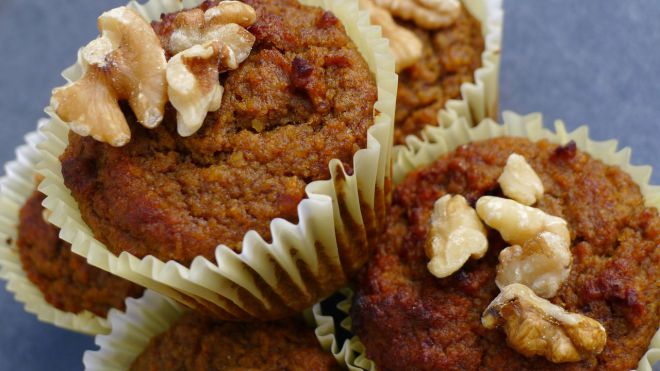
(130, 313, 340, 370)
(60, 0, 377, 265)
(351, 137, 660, 370)
(17, 191, 144, 317)
(394, 7, 484, 143)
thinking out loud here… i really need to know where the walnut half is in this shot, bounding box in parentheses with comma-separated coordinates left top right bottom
(482, 284, 607, 363)
(51, 7, 167, 146)
(425, 194, 488, 278)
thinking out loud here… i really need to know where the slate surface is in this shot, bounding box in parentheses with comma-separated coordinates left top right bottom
(0, 0, 658, 370)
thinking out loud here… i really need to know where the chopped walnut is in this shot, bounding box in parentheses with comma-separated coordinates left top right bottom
(475, 196, 570, 248)
(168, 1, 256, 55)
(482, 284, 607, 363)
(498, 153, 545, 205)
(476, 196, 571, 297)
(372, 0, 461, 30)
(496, 232, 572, 298)
(167, 42, 225, 136)
(51, 7, 167, 146)
(425, 195, 488, 278)
(165, 1, 256, 136)
(359, 0, 423, 72)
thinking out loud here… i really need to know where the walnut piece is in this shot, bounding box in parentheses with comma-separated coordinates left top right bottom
(476, 196, 571, 297)
(359, 0, 423, 72)
(482, 284, 607, 363)
(167, 42, 225, 136)
(166, 1, 256, 136)
(425, 194, 488, 278)
(372, 0, 461, 30)
(498, 153, 545, 205)
(475, 196, 569, 248)
(168, 1, 256, 55)
(496, 231, 572, 298)
(51, 7, 167, 146)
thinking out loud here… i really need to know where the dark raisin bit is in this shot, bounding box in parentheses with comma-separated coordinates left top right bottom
(316, 11, 339, 28)
(551, 141, 577, 161)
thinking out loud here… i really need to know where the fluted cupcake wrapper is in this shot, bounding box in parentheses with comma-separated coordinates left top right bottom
(0, 121, 109, 335)
(313, 111, 660, 371)
(82, 290, 186, 371)
(37, 0, 397, 321)
(437, 0, 503, 128)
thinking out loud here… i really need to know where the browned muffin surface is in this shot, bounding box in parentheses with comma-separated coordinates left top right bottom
(17, 191, 144, 317)
(130, 314, 340, 371)
(60, 0, 377, 265)
(351, 137, 660, 370)
(394, 6, 484, 143)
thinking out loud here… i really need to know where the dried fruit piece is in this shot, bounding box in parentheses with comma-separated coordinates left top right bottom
(498, 153, 545, 205)
(482, 284, 607, 363)
(496, 231, 572, 298)
(372, 0, 460, 30)
(51, 6, 167, 146)
(425, 194, 488, 278)
(359, 0, 423, 72)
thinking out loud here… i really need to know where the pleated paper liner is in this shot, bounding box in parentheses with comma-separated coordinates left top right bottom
(441, 0, 503, 127)
(313, 111, 660, 371)
(82, 290, 187, 370)
(37, 0, 397, 320)
(0, 122, 109, 335)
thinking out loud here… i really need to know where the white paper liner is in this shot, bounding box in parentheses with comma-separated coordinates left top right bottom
(437, 0, 503, 128)
(314, 111, 660, 371)
(37, 0, 397, 320)
(83, 290, 186, 371)
(0, 121, 109, 335)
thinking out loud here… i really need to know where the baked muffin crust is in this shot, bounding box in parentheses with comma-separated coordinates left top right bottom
(17, 192, 143, 317)
(131, 313, 340, 370)
(352, 137, 660, 370)
(60, 0, 377, 265)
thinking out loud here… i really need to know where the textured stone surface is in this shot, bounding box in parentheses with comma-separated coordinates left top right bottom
(0, 0, 658, 370)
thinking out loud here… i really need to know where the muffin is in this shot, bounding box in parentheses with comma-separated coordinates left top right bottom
(131, 314, 339, 370)
(359, 0, 498, 143)
(18, 190, 144, 318)
(84, 290, 340, 371)
(313, 114, 660, 371)
(38, 0, 396, 320)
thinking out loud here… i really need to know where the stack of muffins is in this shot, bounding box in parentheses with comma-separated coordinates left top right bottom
(0, 0, 657, 370)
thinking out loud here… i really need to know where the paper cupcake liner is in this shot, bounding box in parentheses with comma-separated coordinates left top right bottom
(437, 0, 503, 128)
(314, 111, 660, 371)
(82, 290, 186, 371)
(0, 121, 109, 335)
(37, 0, 397, 320)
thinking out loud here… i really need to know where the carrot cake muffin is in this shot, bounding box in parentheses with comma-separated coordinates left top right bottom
(17, 191, 144, 317)
(58, 0, 377, 266)
(351, 137, 660, 370)
(130, 313, 340, 370)
(360, 0, 484, 143)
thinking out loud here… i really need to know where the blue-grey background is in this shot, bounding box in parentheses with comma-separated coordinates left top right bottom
(0, 0, 658, 370)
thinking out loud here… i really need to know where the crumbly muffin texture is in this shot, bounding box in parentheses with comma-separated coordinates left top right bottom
(130, 313, 340, 371)
(394, 6, 484, 143)
(351, 137, 660, 370)
(61, 0, 377, 265)
(17, 192, 143, 317)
